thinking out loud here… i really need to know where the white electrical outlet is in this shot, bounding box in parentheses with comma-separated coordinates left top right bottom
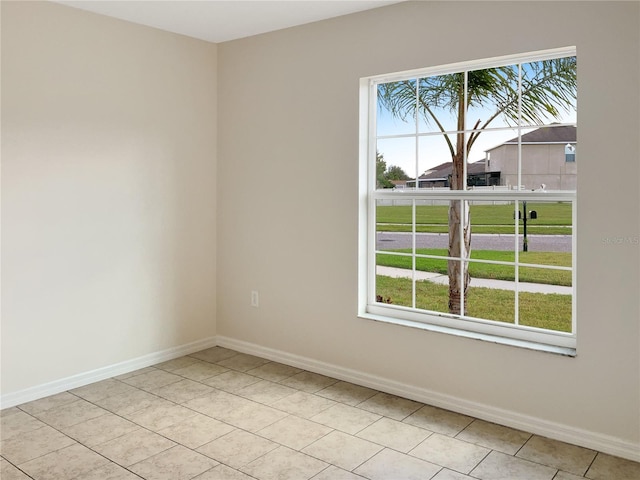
(251, 291, 259, 307)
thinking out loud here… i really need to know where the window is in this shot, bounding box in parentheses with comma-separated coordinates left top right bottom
(359, 48, 577, 353)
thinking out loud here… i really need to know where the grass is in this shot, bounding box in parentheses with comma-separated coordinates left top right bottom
(377, 249, 572, 286)
(377, 202, 572, 234)
(376, 275, 572, 332)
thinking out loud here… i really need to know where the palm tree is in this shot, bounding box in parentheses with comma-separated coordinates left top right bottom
(378, 58, 577, 315)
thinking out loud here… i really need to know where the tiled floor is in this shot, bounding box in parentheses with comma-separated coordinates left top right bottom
(2, 347, 639, 480)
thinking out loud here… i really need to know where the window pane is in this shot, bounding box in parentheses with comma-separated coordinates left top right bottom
(418, 134, 457, 188)
(417, 73, 462, 134)
(469, 200, 517, 237)
(516, 200, 573, 264)
(375, 274, 413, 309)
(518, 266, 572, 333)
(466, 128, 519, 188)
(377, 80, 417, 137)
(466, 64, 519, 131)
(376, 137, 416, 187)
(467, 263, 516, 324)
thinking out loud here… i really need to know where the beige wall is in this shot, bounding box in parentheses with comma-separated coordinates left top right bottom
(1, 2, 217, 393)
(217, 0, 639, 452)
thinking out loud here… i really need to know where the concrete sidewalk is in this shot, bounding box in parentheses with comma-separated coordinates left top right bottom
(377, 266, 571, 295)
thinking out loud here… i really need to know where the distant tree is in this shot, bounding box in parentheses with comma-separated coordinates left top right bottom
(376, 152, 394, 188)
(385, 165, 411, 181)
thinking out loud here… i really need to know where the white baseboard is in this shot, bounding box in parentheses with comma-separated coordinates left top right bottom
(0, 336, 217, 409)
(216, 335, 640, 462)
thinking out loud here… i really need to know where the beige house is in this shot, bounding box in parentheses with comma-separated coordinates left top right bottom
(486, 125, 577, 190)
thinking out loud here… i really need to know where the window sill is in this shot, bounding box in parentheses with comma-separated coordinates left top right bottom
(359, 312, 577, 357)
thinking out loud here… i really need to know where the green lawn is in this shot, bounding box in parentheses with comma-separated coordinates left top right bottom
(376, 275, 572, 332)
(377, 249, 572, 286)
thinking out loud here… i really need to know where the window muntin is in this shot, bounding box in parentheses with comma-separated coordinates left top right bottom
(361, 48, 577, 351)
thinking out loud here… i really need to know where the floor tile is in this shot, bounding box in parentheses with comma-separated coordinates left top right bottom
(194, 464, 256, 480)
(121, 369, 183, 390)
(279, 371, 339, 393)
(0, 407, 22, 418)
(241, 445, 328, 480)
(410, 433, 490, 474)
(354, 447, 441, 480)
(585, 452, 640, 480)
(93, 387, 167, 416)
(149, 378, 215, 404)
(257, 415, 333, 450)
(357, 392, 423, 421)
(311, 403, 381, 435)
(271, 391, 337, 418)
(316, 381, 378, 406)
(553, 472, 586, 480)
(302, 430, 383, 471)
(183, 389, 253, 418)
(311, 465, 368, 479)
(189, 347, 239, 364)
(158, 413, 235, 449)
(216, 399, 289, 432)
(61, 412, 139, 447)
(1, 410, 47, 440)
(0, 458, 32, 480)
(0, 424, 76, 464)
(456, 419, 531, 455)
(130, 445, 218, 480)
(19, 443, 110, 480)
(74, 461, 143, 479)
(357, 417, 431, 453)
(18, 391, 78, 415)
(172, 360, 229, 382)
(432, 469, 476, 479)
(235, 379, 298, 404)
(154, 356, 201, 372)
(125, 400, 197, 431)
(34, 399, 108, 429)
(517, 435, 596, 476)
(470, 450, 557, 480)
(115, 366, 156, 380)
(202, 370, 262, 392)
(404, 404, 474, 436)
(197, 429, 279, 468)
(246, 362, 303, 382)
(70, 379, 137, 402)
(217, 353, 271, 372)
(93, 428, 175, 466)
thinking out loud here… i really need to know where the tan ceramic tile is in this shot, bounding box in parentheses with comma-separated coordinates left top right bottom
(410, 433, 490, 474)
(71, 379, 137, 402)
(217, 353, 271, 372)
(34, 399, 108, 429)
(470, 450, 556, 480)
(271, 391, 337, 418)
(246, 362, 303, 382)
(202, 370, 262, 392)
(0, 457, 31, 480)
(193, 464, 256, 480)
(311, 403, 381, 435)
(302, 430, 383, 471)
(149, 378, 215, 404)
(154, 356, 201, 372)
(197, 429, 279, 468)
(125, 401, 197, 431)
(0, 424, 75, 464)
(183, 389, 254, 419)
(158, 413, 235, 449)
(235, 379, 298, 405)
(189, 347, 239, 364)
(130, 445, 218, 480)
(316, 381, 378, 406)
(456, 420, 531, 455)
(115, 366, 156, 380)
(216, 399, 289, 432)
(311, 465, 368, 479)
(61, 412, 138, 447)
(354, 448, 441, 480)
(19, 443, 110, 480)
(257, 415, 333, 450)
(18, 392, 78, 415)
(241, 445, 329, 480)
(404, 404, 474, 436)
(357, 417, 431, 453)
(93, 387, 167, 416)
(553, 472, 586, 480)
(357, 392, 423, 421)
(279, 371, 338, 393)
(0, 410, 47, 441)
(517, 435, 596, 476)
(121, 369, 182, 390)
(172, 361, 229, 382)
(432, 469, 475, 479)
(74, 461, 143, 479)
(585, 452, 640, 480)
(0, 407, 22, 418)
(93, 428, 175, 466)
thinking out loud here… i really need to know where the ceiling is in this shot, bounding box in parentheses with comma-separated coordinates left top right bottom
(55, 0, 404, 43)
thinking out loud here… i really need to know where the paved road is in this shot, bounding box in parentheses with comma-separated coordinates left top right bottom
(377, 232, 572, 252)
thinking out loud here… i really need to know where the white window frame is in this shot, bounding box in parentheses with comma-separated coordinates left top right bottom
(358, 47, 577, 355)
